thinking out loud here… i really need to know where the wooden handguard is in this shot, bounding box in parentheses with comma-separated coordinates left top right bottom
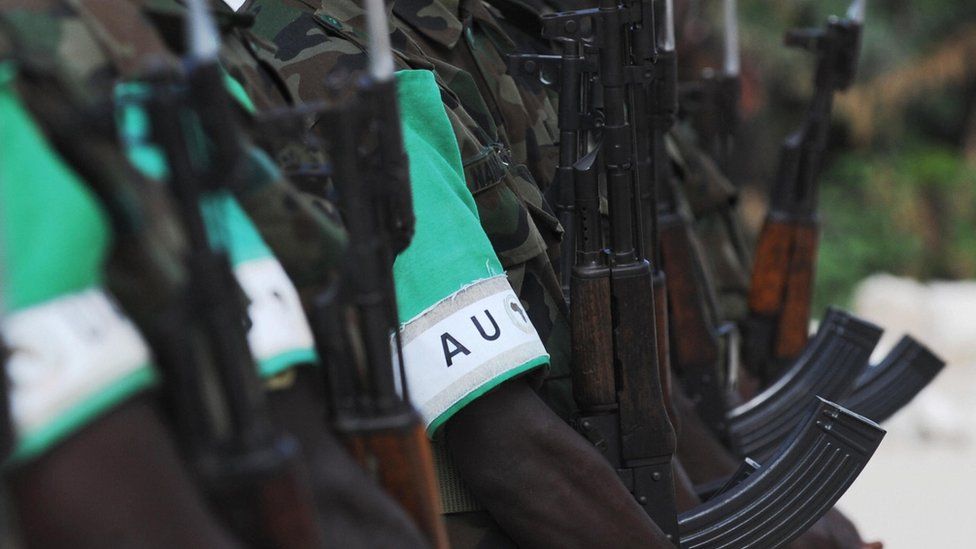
(612, 272, 677, 459)
(774, 222, 819, 359)
(207, 436, 327, 549)
(747, 218, 794, 315)
(571, 275, 617, 411)
(652, 271, 678, 431)
(658, 216, 721, 375)
(345, 422, 449, 549)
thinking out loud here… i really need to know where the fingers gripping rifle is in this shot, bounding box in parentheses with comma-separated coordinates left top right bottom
(139, 2, 326, 546)
(303, 1, 446, 545)
(745, 0, 866, 384)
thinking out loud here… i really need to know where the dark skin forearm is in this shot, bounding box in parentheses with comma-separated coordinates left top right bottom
(6, 397, 238, 549)
(446, 379, 672, 549)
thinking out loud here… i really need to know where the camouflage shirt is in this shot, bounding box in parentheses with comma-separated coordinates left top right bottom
(243, 0, 575, 420)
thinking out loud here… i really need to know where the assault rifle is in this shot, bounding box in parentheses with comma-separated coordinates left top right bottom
(744, 0, 866, 384)
(727, 307, 879, 460)
(140, 2, 328, 545)
(10, 8, 326, 543)
(526, 0, 681, 540)
(516, 1, 883, 544)
(678, 397, 884, 548)
(843, 335, 945, 423)
(683, 0, 740, 173)
(305, 0, 448, 545)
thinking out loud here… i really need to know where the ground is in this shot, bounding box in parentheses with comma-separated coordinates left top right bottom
(838, 274, 976, 547)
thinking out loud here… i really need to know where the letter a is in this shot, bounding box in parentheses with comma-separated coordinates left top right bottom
(441, 332, 471, 367)
(471, 310, 501, 341)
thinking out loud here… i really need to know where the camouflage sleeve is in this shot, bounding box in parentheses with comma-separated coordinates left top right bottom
(230, 145, 348, 293)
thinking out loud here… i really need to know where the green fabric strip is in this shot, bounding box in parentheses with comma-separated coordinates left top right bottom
(393, 69, 504, 322)
(6, 366, 157, 465)
(0, 63, 110, 310)
(426, 355, 548, 437)
(258, 348, 318, 378)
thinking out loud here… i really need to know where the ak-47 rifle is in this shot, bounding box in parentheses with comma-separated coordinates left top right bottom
(139, 1, 326, 545)
(9, 9, 325, 543)
(726, 307, 879, 460)
(538, 0, 681, 540)
(513, 1, 884, 544)
(843, 335, 945, 424)
(304, 1, 448, 545)
(744, 0, 866, 384)
(686, 0, 741, 173)
(678, 397, 884, 548)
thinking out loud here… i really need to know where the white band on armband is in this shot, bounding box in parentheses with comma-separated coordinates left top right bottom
(234, 256, 317, 377)
(2, 288, 155, 461)
(399, 276, 549, 436)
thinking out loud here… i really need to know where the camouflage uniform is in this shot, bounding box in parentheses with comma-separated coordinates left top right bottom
(239, 1, 575, 543)
(242, 0, 575, 418)
(0, 0, 350, 463)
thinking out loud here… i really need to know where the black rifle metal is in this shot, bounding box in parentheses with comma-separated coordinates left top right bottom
(727, 307, 880, 460)
(302, 61, 448, 546)
(148, 75, 326, 546)
(842, 335, 945, 424)
(540, 0, 680, 540)
(744, 4, 865, 381)
(678, 398, 884, 548)
(693, 457, 760, 502)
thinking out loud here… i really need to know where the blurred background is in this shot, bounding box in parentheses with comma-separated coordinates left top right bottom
(681, 0, 976, 545)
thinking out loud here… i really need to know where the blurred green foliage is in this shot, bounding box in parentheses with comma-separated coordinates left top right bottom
(731, 0, 976, 310)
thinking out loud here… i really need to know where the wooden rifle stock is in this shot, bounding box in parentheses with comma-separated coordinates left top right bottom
(746, 215, 819, 379)
(323, 74, 449, 548)
(657, 211, 726, 436)
(343, 421, 446, 548)
(570, 148, 616, 411)
(204, 444, 325, 548)
(774, 221, 818, 359)
(653, 272, 678, 431)
(746, 8, 864, 382)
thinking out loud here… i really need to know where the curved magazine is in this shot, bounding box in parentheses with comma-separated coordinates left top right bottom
(727, 308, 881, 459)
(842, 335, 945, 424)
(679, 398, 885, 549)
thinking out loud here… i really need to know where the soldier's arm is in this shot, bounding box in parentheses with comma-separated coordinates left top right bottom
(446, 378, 674, 548)
(7, 396, 238, 548)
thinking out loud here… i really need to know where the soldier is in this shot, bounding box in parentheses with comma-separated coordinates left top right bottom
(0, 27, 239, 545)
(238, 0, 676, 546)
(0, 1, 428, 545)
